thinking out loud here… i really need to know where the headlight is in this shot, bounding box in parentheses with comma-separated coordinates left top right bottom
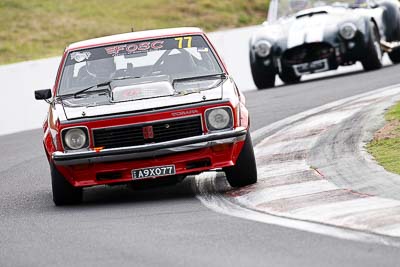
(62, 127, 89, 150)
(254, 40, 272, 58)
(206, 107, 233, 131)
(340, 23, 357, 40)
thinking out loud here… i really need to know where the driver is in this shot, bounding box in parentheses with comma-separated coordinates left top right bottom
(86, 57, 116, 80)
(289, 0, 311, 13)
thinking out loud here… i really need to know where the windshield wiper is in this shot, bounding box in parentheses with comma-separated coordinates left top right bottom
(72, 76, 141, 98)
(72, 81, 111, 98)
(172, 73, 227, 86)
(172, 73, 227, 97)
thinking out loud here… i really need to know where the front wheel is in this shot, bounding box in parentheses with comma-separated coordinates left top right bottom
(224, 133, 257, 188)
(279, 67, 301, 85)
(50, 163, 83, 206)
(361, 22, 383, 71)
(250, 50, 276, 89)
(250, 62, 276, 89)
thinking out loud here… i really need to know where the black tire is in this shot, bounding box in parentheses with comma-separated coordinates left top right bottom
(387, 4, 400, 64)
(379, 1, 400, 42)
(250, 49, 276, 89)
(224, 132, 257, 188)
(389, 48, 400, 64)
(250, 62, 276, 89)
(279, 67, 301, 84)
(50, 163, 83, 206)
(361, 22, 383, 71)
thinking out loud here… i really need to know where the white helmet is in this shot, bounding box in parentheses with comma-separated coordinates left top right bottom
(86, 57, 116, 79)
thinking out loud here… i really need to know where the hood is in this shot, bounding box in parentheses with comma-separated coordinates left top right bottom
(287, 9, 342, 48)
(60, 78, 230, 120)
(258, 6, 355, 49)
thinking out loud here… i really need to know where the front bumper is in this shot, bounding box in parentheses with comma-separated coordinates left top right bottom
(52, 127, 247, 166)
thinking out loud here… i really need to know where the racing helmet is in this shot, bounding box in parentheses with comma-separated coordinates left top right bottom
(289, 0, 310, 12)
(86, 57, 116, 79)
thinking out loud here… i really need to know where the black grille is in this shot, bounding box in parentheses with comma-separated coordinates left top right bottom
(93, 116, 203, 149)
(282, 43, 334, 65)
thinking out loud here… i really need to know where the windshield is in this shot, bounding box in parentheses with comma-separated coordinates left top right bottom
(58, 35, 223, 96)
(268, 0, 369, 20)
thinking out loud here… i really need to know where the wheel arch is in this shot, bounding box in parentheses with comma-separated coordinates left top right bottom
(360, 17, 379, 44)
(370, 17, 379, 35)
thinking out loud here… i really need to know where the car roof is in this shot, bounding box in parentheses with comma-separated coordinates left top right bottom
(67, 27, 204, 51)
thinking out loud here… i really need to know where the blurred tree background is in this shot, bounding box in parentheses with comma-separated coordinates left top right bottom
(0, 0, 269, 64)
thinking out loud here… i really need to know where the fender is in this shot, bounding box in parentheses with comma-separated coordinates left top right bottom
(43, 132, 55, 162)
(361, 17, 376, 45)
(370, 18, 380, 38)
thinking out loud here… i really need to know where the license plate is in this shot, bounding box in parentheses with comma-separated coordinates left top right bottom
(293, 59, 329, 75)
(132, 165, 176, 180)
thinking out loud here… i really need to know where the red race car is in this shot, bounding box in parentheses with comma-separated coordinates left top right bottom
(35, 27, 257, 205)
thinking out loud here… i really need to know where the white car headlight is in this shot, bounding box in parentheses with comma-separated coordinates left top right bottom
(206, 107, 233, 131)
(63, 128, 88, 150)
(254, 40, 272, 58)
(340, 23, 357, 40)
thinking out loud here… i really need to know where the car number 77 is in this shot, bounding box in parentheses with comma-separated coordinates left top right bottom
(175, 37, 192, 49)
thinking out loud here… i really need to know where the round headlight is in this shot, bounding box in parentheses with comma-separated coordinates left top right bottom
(207, 108, 232, 131)
(254, 40, 272, 58)
(64, 128, 87, 150)
(340, 23, 357, 40)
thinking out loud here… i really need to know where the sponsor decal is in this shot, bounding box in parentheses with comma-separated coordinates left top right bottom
(123, 88, 141, 98)
(70, 51, 91, 62)
(171, 110, 199, 117)
(105, 40, 164, 56)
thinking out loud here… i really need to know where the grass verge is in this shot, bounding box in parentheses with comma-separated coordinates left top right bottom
(0, 0, 268, 65)
(367, 102, 400, 175)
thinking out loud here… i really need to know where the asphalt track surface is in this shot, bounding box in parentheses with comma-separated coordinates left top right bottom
(1, 25, 400, 265)
(2, 62, 400, 266)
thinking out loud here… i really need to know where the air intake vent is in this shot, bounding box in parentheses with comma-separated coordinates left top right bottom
(282, 42, 334, 64)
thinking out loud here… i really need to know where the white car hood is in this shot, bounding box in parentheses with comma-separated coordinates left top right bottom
(61, 82, 226, 120)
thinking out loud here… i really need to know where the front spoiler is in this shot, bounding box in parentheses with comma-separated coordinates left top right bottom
(52, 127, 247, 166)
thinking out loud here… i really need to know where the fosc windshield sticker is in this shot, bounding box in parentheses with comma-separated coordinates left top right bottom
(70, 51, 91, 62)
(105, 40, 164, 56)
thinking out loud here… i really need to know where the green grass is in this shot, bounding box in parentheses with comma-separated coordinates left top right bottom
(368, 138, 400, 174)
(367, 102, 400, 175)
(385, 102, 400, 121)
(0, 0, 268, 64)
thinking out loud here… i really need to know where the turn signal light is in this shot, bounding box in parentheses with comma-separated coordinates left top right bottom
(94, 147, 105, 153)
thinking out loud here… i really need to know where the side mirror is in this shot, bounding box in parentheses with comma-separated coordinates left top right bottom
(35, 89, 52, 100)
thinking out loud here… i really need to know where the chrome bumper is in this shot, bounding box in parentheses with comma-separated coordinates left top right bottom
(52, 127, 247, 166)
